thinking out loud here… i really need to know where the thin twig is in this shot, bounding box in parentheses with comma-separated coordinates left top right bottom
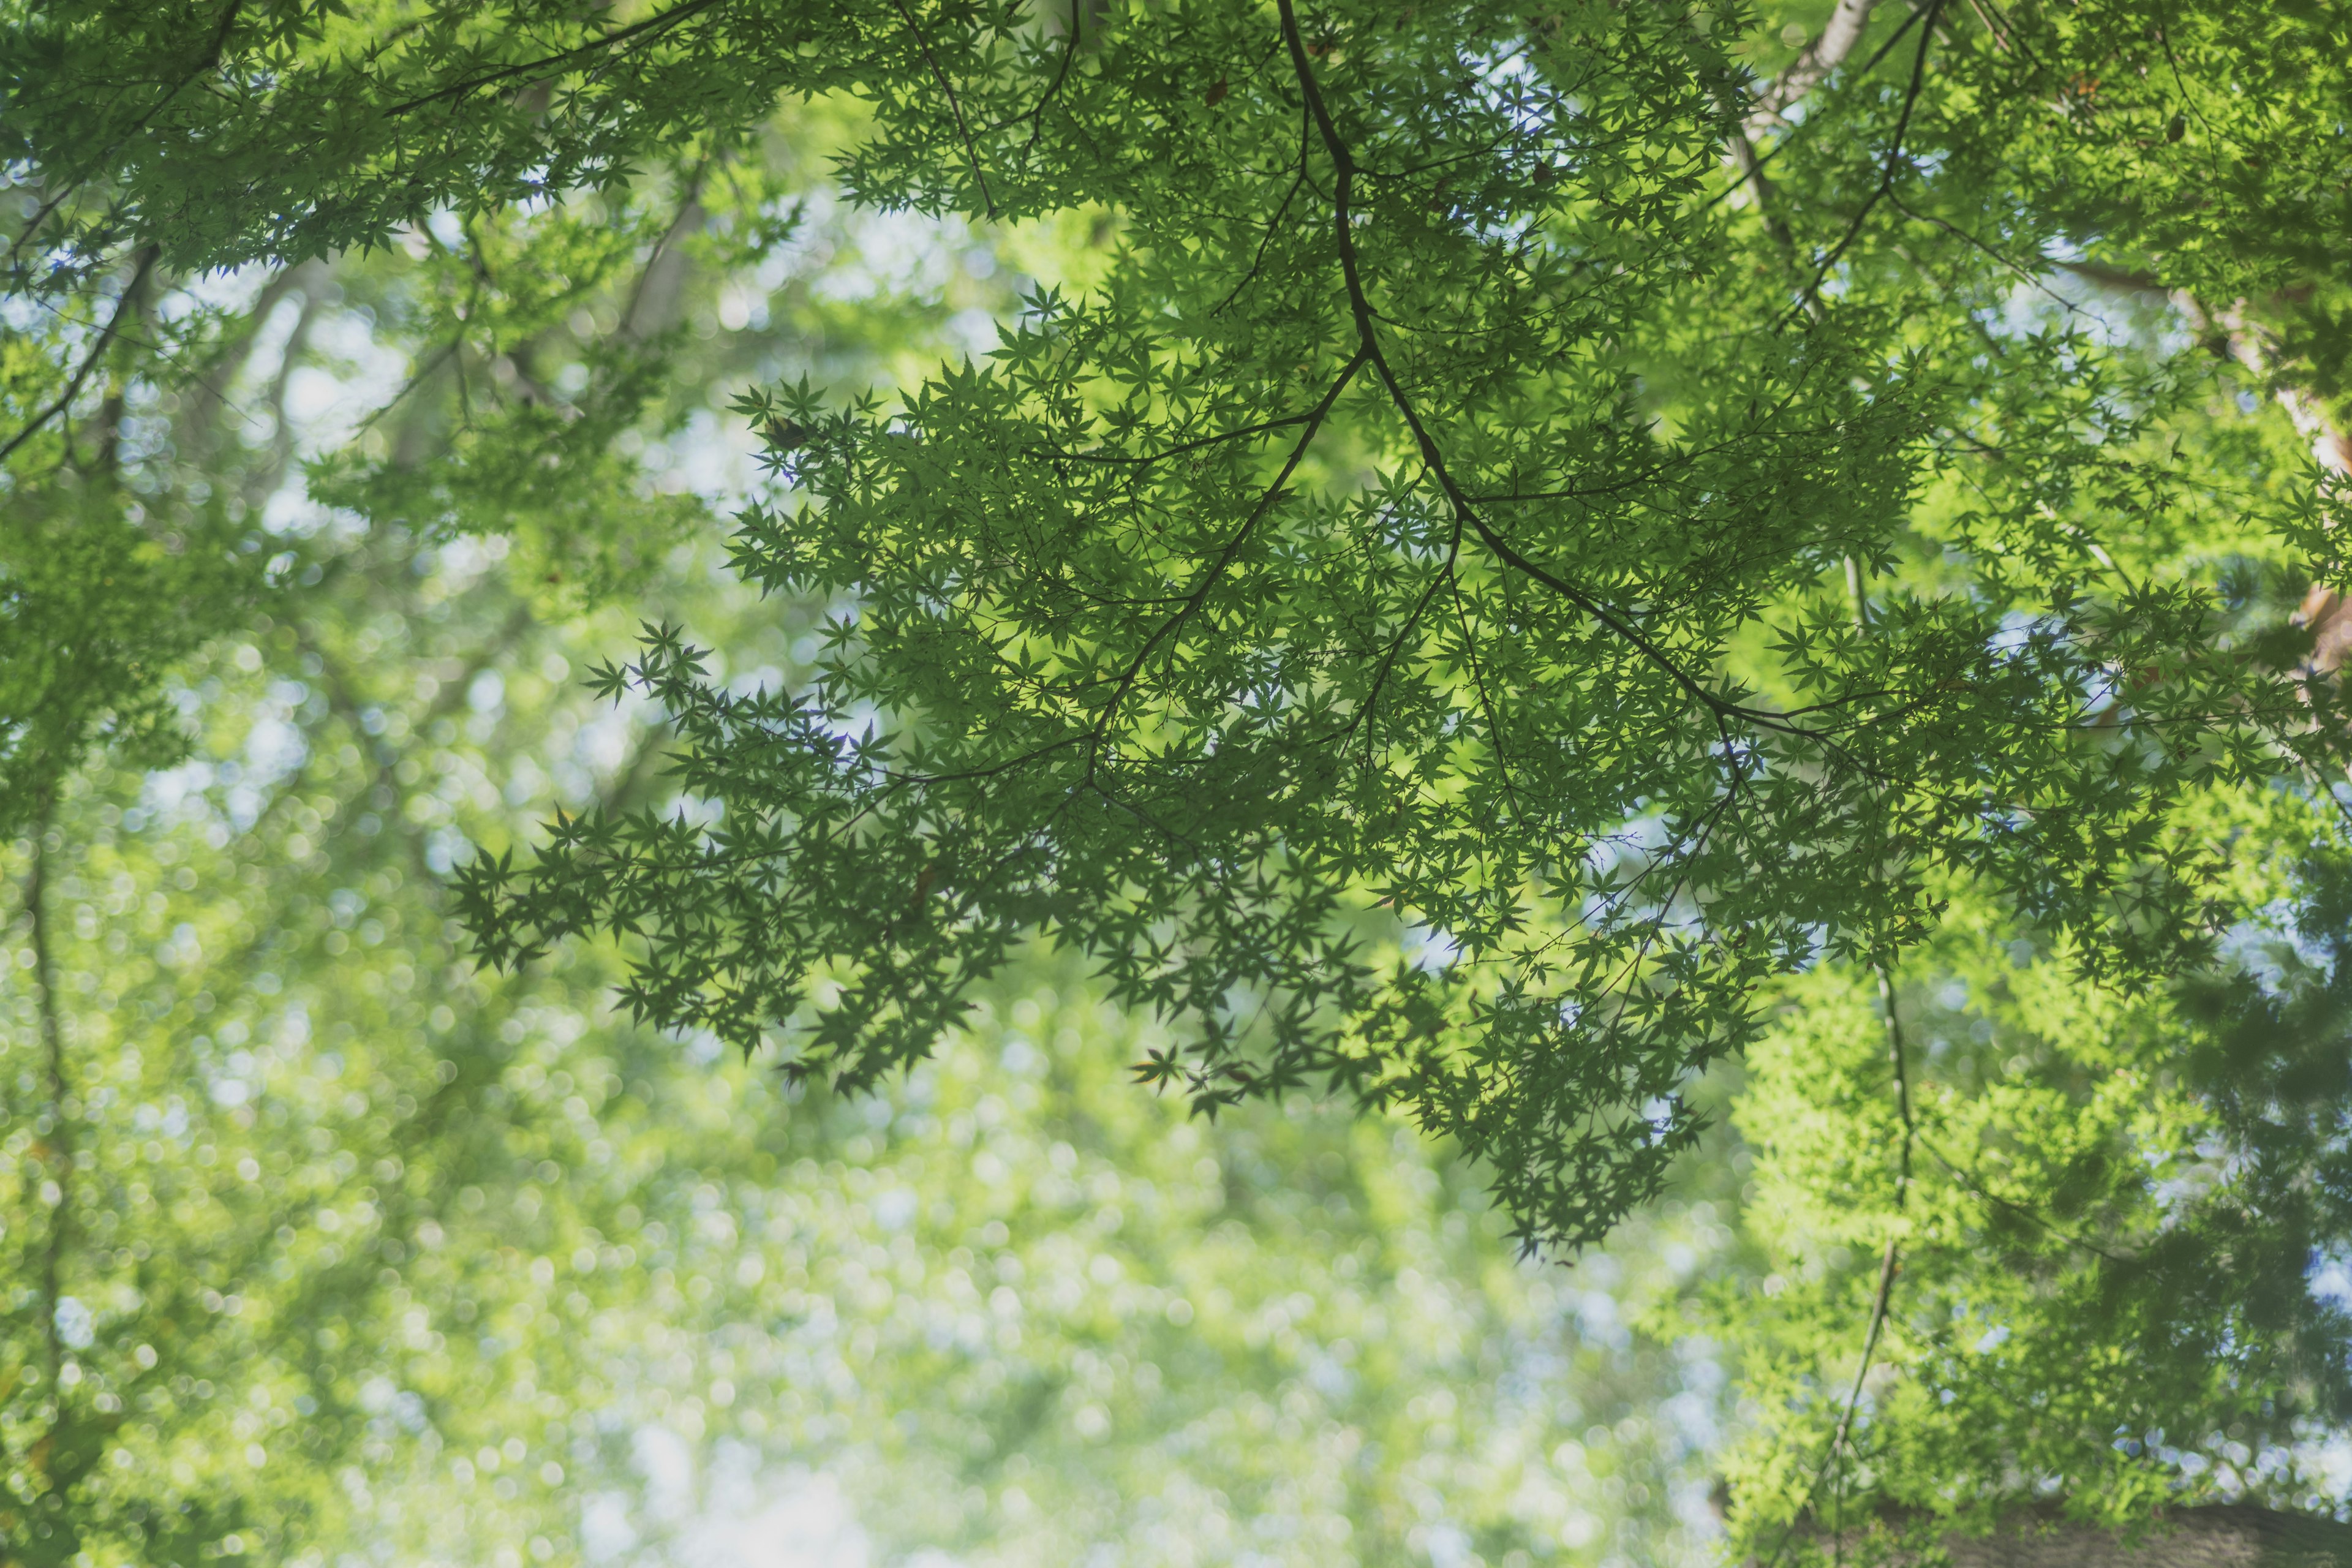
(1790, 0, 1948, 320)
(1882, 190, 2084, 315)
(1274, 0, 1795, 737)
(1213, 105, 1314, 316)
(1017, 0, 1084, 161)
(889, 0, 998, 220)
(1084, 347, 1371, 769)
(0, 247, 160, 469)
(1920, 1137, 2130, 1263)
(383, 0, 725, 117)
(1706, 1, 1930, 220)
(1761, 965, 1913, 1568)
(28, 816, 70, 1398)
(1031, 403, 1325, 466)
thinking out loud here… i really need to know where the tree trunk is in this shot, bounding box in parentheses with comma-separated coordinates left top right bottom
(1935, 1507, 2352, 1567)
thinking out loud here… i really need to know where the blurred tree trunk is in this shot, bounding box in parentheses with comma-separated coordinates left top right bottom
(1797, 1506, 2352, 1566)
(1953, 1507, 2352, 1567)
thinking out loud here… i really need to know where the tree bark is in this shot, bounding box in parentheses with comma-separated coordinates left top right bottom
(2071, 274, 2352, 674)
(2204, 306, 2352, 676)
(1747, 0, 1885, 132)
(1940, 1506, 2352, 1567)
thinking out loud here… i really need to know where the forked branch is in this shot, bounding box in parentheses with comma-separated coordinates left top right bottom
(1273, 0, 1845, 745)
(0, 246, 159, 469)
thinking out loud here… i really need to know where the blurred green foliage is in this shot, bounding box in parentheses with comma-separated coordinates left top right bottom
(0, 575, 1738, 1563)
(0, 64, 1731, 1567)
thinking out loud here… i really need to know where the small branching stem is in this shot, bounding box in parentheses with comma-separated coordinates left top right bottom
(28, 815, 71, 1400)
(1882, 962, 1914, 1205)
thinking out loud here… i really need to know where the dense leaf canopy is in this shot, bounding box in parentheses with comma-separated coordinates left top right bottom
(12, 0, 2348, 1247)
(409, 0, 2352, 1254)
(0, 62, 1741, 1563)
(10, 0, 2352, 1562)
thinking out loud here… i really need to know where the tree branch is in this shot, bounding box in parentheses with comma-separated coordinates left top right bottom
(1751, 0, 1887, 130)
(26, 816, 71, 1402)
(0, 246, 160, 469)
(1275, 2, 1741, 722)
(1277, 2, 1859, 754)
(382, 0, 726, 118)
(1881, 962, 1914, 1205)
(1085, 347, 1370, 770)
(888, 0, 997, 220)
(1713, 0, 1923, 230)
(1792, 0, 1948, 317)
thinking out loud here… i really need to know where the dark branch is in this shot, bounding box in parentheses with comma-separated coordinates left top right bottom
(888, 0, 998, 220)
(0, 246, 159, 469)
(1031, 404, 1325, 467)
(1790, 0, 1948, 317)
(1085, 347, 1371, 769)
(1274, 0, 1841, 743)
(383, 0, 726, 117)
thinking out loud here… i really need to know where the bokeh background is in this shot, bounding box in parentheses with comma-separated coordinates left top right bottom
(0, 92, 1745, 1567)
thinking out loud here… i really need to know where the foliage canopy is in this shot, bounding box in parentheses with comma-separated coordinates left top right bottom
(13, 0, 2350, 1251)
(10, 0, 2352, 1561)
(1, 72, 1740, 1564)
(434, 0, 2352, 1256)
